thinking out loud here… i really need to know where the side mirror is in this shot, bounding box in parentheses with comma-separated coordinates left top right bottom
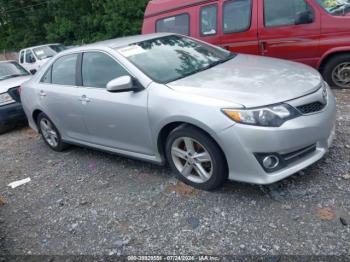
(295, 10, 314, 25)
(106, 76, 142, 93)
(30, 69, 37, 75)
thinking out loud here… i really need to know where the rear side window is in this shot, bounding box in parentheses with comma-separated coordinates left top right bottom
(201, 5, 218, 36)
(156, 13, 190, 35)
(223, 0, 252, 33)
(41, 67, 52, 83)
(20, 51, 24, 64)
(82, 52, 129, 88)
(264, 0, 314, 27)
(52, 54, 78, 86)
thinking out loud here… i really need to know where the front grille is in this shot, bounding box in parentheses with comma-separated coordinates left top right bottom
(297, 102, 325, 114)
(7, 86, 20, 102)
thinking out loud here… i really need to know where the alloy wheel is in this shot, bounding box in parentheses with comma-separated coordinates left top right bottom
(171, 137, 213, 183)
(40, 118, 59, 148)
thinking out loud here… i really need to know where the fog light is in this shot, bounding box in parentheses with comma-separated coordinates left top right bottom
(262, 155, 280, 170)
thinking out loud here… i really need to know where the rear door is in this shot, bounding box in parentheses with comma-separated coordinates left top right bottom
(258, 0, 321, 67)
(219, 0, 259, 55)
(37, 53, 88, 141)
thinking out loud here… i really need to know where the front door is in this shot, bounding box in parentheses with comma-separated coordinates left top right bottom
(258, 0, 321, 67)
(78, 51, 154, 155)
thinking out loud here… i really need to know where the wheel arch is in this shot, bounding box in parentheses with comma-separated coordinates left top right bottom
(156, 120, 229, 172)
(318, 48, 350, 72)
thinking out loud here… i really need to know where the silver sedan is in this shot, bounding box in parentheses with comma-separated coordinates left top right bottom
(21, 33, 336, 190)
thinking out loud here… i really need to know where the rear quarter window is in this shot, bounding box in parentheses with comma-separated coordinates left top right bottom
(156, 13, 190, 35)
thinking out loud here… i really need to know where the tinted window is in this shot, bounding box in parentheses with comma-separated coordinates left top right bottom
(223, 0, 252, 33)
(264, 0, 313, 27)
(82, 52, 129, 88)
(25, 50, 36, 63)
(156, 14, 190, 35)
(20, 51, 24, 64)
(52, 54, 78, 85)
(117, 35, 234, 84)
(41, 67, 52, 83)
(201, 5, 218, 36)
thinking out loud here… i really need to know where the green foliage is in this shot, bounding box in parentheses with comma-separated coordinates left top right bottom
(0, 0, 149, 50)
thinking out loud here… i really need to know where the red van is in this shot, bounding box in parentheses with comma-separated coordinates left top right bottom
(142, 0, 350, 88)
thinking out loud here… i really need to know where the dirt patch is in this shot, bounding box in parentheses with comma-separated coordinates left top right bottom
(165, 181, 199, 198)
(316, 207, 336, 221)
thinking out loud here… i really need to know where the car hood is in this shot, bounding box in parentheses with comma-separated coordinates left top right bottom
(0, 75, 32, 93)
(167, 54, 322, 108)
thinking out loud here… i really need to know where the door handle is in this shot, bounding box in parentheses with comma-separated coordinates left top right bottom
(79, 95, 91, 103)
(260, 41, 267, 55)
(39, 90, 47, 97)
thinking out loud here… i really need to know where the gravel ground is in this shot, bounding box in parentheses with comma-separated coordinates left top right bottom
(0, 89, 349, 257)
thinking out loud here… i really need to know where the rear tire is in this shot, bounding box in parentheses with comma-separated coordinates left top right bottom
(165, 125, 227, 191)
(322, 54, 350, 89)
(37, 113, 68, 152)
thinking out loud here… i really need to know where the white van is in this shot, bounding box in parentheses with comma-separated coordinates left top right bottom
(19, 44, 66, 74)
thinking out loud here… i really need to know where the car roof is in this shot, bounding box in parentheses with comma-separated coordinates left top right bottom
(65, 33, 173, 53)
(0, 60, 16, 63)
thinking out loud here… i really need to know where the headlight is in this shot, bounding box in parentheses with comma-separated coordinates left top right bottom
(222, 103, 300, 127)
(0, 92, 16, 106)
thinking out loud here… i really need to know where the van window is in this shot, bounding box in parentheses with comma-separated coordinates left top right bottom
(52, 54, 78, 86)
(264, 0, 314, 27)
(223, 0, 252, 34)
(156, 13, 190, 35)
(316, 0, 350, 16)
(201, 5, 218, 36)
(25, 50, 36, 63)
(20, 51, 24, 64)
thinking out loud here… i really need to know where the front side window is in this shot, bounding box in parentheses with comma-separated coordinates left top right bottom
(264, 0, 314, 27)
(201, 5, 218, 36)
(25, 50, 36, 63)
(116, 35, 234, 84)
(20, 51, 24, 64)
(223, 0, 252, 33)
(316, 0, 350, 16)
(82, 52, 129, 88)
(51, 54, 78, 86)
(156, 13, 190, 35)
(0, 62, 29, 81)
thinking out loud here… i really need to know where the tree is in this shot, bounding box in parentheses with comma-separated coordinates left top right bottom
(0, 0, 149, 51)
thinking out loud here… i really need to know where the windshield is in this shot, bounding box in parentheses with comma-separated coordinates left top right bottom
(0, 62, 29, 81)
(33, 46, 57, 60)
(116, 35, 234, 83)
(317, 0, 350, 15)
(49, 44, 67, 53)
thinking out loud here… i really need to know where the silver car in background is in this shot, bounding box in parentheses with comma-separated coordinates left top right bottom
(21, 33, 336, 190)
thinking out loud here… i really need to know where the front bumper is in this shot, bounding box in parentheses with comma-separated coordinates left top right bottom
(217, 88, 337, 185)
(0, 102, 27, 131)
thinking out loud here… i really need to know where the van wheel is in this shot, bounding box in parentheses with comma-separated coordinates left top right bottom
(165, 125, 227, 191)
(322, 54, 350, 89)
(37, 113, 68, 152)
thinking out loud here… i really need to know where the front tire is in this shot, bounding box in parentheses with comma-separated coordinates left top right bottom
(165, 125, 227, 190)
(37, 113, 68, 152)
(322, 54, 350, 89)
